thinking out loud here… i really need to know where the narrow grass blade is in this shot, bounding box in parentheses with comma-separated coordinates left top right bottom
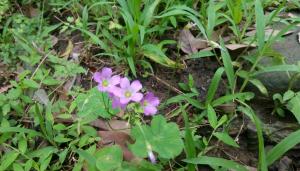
(183, 156, 248, 171)
(266, 129, 300, 166)
(255, 0, 265, 50)
(181, 104, 196, 171)
(220, 40, 235, 92)
(206, 67, 224, 105)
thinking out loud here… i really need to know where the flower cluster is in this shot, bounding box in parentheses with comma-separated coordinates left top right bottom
(93, 67, 160, 116)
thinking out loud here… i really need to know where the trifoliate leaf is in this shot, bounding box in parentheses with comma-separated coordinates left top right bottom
(74, 87, 118, 119)
(130, 115, 184, 159)
(95, 145, 123, 171)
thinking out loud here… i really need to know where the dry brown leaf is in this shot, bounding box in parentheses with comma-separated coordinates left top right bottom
(245, 28, 294, 38)
(98, 131, 136, 161)
(0, 85, 12, 94)
(91, 119, 131, 134)
(60, 40, 73, 58)
(225, 44, 255, 51)
(178, 29, 208, 54)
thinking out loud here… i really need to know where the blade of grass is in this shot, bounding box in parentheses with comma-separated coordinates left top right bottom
(206, 67, 225, 105)
(255, 0, 265, 51)
(266, 129, 300, 166)
(181, 104, 196, 171)
(183, 156, 248, 171)
(238, 104, 267, 171)
(220, 40, 235, 92)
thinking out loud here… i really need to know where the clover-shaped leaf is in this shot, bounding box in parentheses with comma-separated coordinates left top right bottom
(95, 145, 123, 171)
(74, 87, 118, 119)
(130, 115, 184, 159)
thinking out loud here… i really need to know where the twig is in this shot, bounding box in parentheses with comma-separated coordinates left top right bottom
(149, 73, 183, 94)
(30, 50, 53, 79)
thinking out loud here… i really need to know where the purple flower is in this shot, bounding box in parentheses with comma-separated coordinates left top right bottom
(109, 93, 126, 109)
(114, 77, 143, 104)
(141, 92, 160, 116)
(148, 151, 156, 164)
(93, 67, 120, 93)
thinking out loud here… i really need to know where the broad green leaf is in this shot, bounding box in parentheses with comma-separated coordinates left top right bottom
(23, 79, 40, 89)
(95, 145, 123, 171)
(213, 132, 239, 147)
(74, 87, 117, 119)
(183, 156, 248, 171)
(130, 115, 184, 159)
(0, 151, 19, 171)
(18, 138, 27, 154)
(286, 93, 300, 124)
(266, 129, 300, 166)
(13, 163, 23, 171)
(207, 0, 216, 39)
(207, 104, 218, 129)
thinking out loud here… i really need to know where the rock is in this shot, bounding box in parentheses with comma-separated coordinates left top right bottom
(254, 23, 300, 94)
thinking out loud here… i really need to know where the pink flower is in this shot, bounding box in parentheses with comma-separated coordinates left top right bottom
(93, 67, 120, 93)
(141, 92, 159, 116)
(109, 93, 126, 109)
(148, 151, 156, 164)
(113, 77, 143, 104)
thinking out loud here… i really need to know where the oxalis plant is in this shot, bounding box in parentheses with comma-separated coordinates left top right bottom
(72, 67, 184, 170)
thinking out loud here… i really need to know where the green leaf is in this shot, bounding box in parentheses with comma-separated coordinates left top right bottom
(23, 79, 40, 89)
(212, 92, 254, 107)
(238, 106, 267, 171)
(74, 87, 117, 119)
(130, 115, 184, 159)
(252, 64, 300, 76)
(286, 93, 300, 124)
(220, 40, 235, 91)
(283, 90, 295, 102)
(207, 104, 218, 129)
(0, 127, 44, 137)
(18, 138, 27, 154)
(249, 78, 268, 96)
(0, 151, 19, 171)
(206, 67, 225, 104)
(255, 0, 265, 50)
(142, 44, 179, 68)
(183, 156, 248, 171)
(207, 0, 216, 39)
(213, 132, 239, 147)
(181, 105, 196, 171)
(188, 50, 214, 59)
(95, 145, 123, 171)
(266, 129, 300, 166)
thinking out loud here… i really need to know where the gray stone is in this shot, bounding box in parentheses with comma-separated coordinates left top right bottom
(254, 25, 300, 94)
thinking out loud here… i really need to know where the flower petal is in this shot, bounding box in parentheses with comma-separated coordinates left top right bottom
(93, 72, 102, 83)
(120, 97, 130, 104)
(101, 67, 112, 78)
(110, 75, 120, 86)
(144, 105, 158, 116)
(109, 87, 123, 97)
(97, 84, 108, 92)
(131, 92, 143, 102)
(131, 80, 142, 92)
(120, 77, 130, 88)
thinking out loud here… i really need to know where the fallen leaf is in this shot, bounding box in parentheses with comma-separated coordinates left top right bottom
(0, 85, 12, 94)
(60, 40, 73, 58)
(297, 32, 300, 44)
(98, 131, 135, 161)
(178, 28, 208, 54)
(245, 28, 294, 38)
(91, 119, 131, 134)
(225, 44, 256, 51)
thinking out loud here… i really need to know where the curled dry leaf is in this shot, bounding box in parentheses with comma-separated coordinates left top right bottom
(178, 28, 208, 54)
(98, 131, 136, 161)
(0, 85, 12, 94)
